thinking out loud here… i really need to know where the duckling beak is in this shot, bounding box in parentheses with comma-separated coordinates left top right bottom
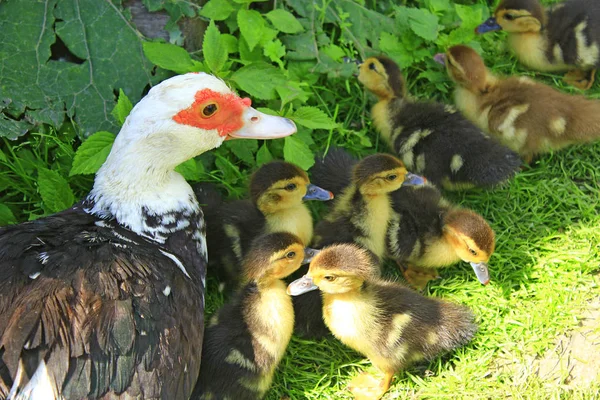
(303, 184, 334, 201)
(402, 172, 428, 186)
(302, 248, 320, 264)
(470, 262, 490, 285)
(476, 18, 502, 34)
(433, 53, 447, 66)
(287, 275, 319, 296)
(343, 56, 362, 65)
(228, 107, 297, 140)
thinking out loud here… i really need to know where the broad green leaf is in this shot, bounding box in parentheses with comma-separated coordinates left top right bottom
(111, 89, 133, 126)
(239, 36, 265, 63)
(379, 32, 414, 69)
(226, 140, 259, 165)
(199, 0, 235, 21)
(0, 204, 16, 226)
(143, 42, 202, 74)
(221, 34, 239, 53)
(203, 21, 228, 73)
(266, 9, 304, 34)
(38, 168, 75, 213)
(70, 131, 116, 176)
(405, 7, 439, 41)
(426, 0, 451, 13)
(0, 0, 157, 138)
(232, 0, 268, 3)
(256, 143, 273, 166)
(320, 44, 345, 61)
(263, 40, 286, 63)
(291, 107, 337, 130)
(230, 63, 287, 99)
(281, 32, 318, 60)
(283, 136, 314, 170)
(237, 9, 264, 51)
(175, 159, 203, 181)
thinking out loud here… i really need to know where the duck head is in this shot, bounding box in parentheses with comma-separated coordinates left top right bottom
(435, 45, 496, 95)
(476, 0, 544, 34)
(357, 56, 407, 100)
(353, 154, 407, 196)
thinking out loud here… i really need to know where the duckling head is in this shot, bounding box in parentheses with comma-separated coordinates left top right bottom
(250, 161, 333, 215)
(287, 244, 377, 295)
(243, 232, 319, 283)
(443, 209, 495, 285)
(353, 154, 407, 196)
(476, 0, 544, 34)
(358, 56, 406, 100)
(435, 45, 494, 95)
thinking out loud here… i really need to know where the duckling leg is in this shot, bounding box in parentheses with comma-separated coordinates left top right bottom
(348, 372, 391, 400)
(397, 262, 440, 290)
(563, 69, 596, 90)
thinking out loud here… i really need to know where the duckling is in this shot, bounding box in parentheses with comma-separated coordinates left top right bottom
(312, 148, 493, 289)
(476, 0, 600, 90)
(287, 244, 477, 400)
(192, 232, 318, 399)
(195, 161, 332, 289)
(357, 56, 521, 190)
(437, 45, 600, 162)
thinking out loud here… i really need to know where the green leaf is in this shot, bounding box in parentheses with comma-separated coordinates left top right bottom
(38, 168, 75, 213)
(283, 135, 314, 170)
(320, 44, 345, 61)
(266, 9, 304, 34)
(143, 42, 202, 74)
(256, 143, 273, 166)
(230, 63, 287, 99)
(0, 204, 16, 226)
(405, 7, 439, 41)
(425, 0, 451, 13)
(232, 0, 268, 3)
(175, 158, 202, 181)
(263, 40, 286, 63)
(291, 107, 337, 130)
(199, 0, 235, 21)
(225, 140, 258, 164)
(203, 21, 228, 74)
(111, 89, 133, 126)
(70, 131, 116, 176)
(237, 9, 264, 51)
(221, 34, 239, 53)
(0, 0, 158, 137)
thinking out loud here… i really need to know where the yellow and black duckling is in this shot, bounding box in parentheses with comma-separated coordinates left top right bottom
(192, 232, 318, 399)
(311, 148, 494, 290)
(291, 152, 407, 339)
(287, 244, 477, 400)
(357, 55, 521, 190)
(437, 45, 600, 162)
(476, 0, 600, 89)
(195, 161, 332, 289)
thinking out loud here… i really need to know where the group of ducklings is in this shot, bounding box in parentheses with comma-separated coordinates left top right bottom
(193, 0, 600, 398)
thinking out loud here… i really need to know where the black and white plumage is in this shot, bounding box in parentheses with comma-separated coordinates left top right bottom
(0, 73, 296, 399)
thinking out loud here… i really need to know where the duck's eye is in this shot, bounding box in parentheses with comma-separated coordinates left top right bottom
(387, 174, 397, 181)
(285, 183, 297, 191)
(469, 249, 478, 256)
(202, 103, 218, 117)
(368, 62, 376, 70)
(504, 13, 515, 21)
(324, 275, 336, 281)
(286, 251, 296, 259)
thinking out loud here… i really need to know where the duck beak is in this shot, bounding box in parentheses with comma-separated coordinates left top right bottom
(287, 275, 319, 296)
(402, 172, 428, 186)
(343, 56, 362, 66)
(470, 262, 490, 285)
(302, 248, 320, 264)
(228, 107, 297, 140)
(476, 17, 502, 34)
(433, 53, 447, 66)
(303, 184, 334, 201)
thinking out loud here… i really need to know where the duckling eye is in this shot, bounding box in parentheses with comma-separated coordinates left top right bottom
(368, 62, 376, 71)
(286, 251, 296, 259)
(324, 275, 336, 281)
(387, 174, 397, 181)
(469, 249, 478, 256)
(202, 103, 218, 117)
(285, 183, 297, 191)
(504, 14, 515, 21)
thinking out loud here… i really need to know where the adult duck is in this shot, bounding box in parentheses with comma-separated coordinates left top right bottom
(0, 73, 296, 399)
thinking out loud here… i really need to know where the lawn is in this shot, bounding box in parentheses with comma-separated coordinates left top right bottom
(1, 0, 599, 399)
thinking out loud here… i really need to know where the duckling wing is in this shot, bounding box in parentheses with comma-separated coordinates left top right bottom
(391, 102, 521, 188)
(0, 207, 203, 399)
(311, 147, 357, 197)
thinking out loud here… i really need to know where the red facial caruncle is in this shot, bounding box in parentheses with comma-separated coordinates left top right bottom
(173, 89, 252, 137)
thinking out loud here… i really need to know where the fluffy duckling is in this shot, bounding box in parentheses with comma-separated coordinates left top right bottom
(196, 161, 332, 289)
(476, 0, 600, 89)
(437, 45, 600, 162)
(287, 244, 477, 400)
(312, 148, 494, 289)
(357, 56, 521, 190)
(193, 232, 318, 399)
